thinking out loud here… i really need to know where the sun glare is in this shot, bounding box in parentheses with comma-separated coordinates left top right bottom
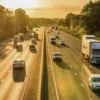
(0, 0, 40, 8)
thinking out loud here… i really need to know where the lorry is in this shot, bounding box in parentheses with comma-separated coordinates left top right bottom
(19, 33, 24, 41)
(82, 35, 100, 64)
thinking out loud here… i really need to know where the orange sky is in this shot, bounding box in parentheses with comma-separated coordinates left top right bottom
(0, 0, 96, 8)
(0, 0, 97, 18)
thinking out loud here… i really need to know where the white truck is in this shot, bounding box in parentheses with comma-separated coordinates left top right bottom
(82, 35, 100, 64)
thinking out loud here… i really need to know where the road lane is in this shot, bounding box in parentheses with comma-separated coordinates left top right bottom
(54, 30, 100, 100)
(0, 41, 28, 81)
(46, 30, 89, 100)
(21, 27, 44, 100)
(0, 28, 41, 100)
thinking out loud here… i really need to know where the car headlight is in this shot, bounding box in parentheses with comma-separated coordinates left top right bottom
(92, 84, 96, 88)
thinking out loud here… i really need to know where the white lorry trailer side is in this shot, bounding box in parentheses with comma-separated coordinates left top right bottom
(82, 35, 100, 64)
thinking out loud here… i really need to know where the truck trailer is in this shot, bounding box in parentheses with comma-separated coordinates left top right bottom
(82, 35, 100, 64)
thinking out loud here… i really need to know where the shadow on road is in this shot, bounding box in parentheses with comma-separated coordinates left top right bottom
(12, 68, 26, 82)
(64, 44, 70, 48)
(52, 43, 62, 48)
(93, 91, 100, 98)
(54, 60, 70, 70)
(93, 65, 100, 70)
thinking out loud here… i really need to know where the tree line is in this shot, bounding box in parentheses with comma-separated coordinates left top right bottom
(0, 5, 57, 41)
(58, 0, 100, 37)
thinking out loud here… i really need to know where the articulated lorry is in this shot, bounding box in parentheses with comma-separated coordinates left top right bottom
(82, 35, 100, 64)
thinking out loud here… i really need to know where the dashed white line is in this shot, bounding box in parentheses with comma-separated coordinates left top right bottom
(74, 73, 77, 76)
(70, 65, 72, 68)
(81, 83, 84, 87)
(1, 79, 4, 83)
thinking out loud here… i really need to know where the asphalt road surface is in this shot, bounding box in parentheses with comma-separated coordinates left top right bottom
(0, 27, 100, 100)
(45, 28, 100, 100)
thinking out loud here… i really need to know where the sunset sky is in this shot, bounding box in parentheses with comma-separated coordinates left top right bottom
(0, 0, 97, 18)
(0, 0, 96, 8)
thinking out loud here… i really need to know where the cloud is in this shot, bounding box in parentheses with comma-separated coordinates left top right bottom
(26, 5, 82, 12)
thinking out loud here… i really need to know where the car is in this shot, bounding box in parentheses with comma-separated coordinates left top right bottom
(29, 43, 35, 50)
(31, 38, 36, 44)
(59, 40, 65, 45)
(53, 52, 62, 61)
(16, 44, 23, 51)
(88, 74, 100, 91)
(29, 33, 33, 38)
(19, 33, 24, 41)
(50, 36, 56, 43)
(13, 59, 25, 69)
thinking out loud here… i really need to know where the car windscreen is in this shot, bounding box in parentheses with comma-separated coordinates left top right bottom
(93, 77, 100, 82)
(51, 38, 55, 40)
(86, 37, 96, 39)
(54, 54, 61, 56)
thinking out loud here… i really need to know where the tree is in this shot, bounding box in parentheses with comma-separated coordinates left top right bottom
(15, 8, 29, 33)
(58, 19, 65, 26)
(65, 13, 75, 29)
(80, 1, 100, 33)
(70, 15, 80, 29)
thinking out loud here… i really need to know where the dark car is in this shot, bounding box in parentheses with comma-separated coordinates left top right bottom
(29, 43, 35, 51)
(16, 44, 23, 52)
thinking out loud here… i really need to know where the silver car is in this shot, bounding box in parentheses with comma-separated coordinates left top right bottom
(13, 59, 25, 69)
(53, 52, 62, 61)
(89, 74, 100, 91)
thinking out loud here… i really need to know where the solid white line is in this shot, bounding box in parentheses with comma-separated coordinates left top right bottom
(89, 66, 92, 68)
(48, 38, 60, 100)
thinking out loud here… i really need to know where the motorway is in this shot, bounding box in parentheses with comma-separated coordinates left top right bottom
(0, 27, 44, 100)
(44, 27, 100, 100)
(0, 27, 100, 100)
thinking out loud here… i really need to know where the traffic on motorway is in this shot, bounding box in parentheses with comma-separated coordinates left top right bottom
(0, 26, 100, 100)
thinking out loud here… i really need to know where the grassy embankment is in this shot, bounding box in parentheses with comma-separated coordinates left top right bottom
(59, 25, 100, 40)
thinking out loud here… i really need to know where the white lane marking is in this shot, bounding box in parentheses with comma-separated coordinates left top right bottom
(1, 79, 4, 82)
(89, 66, 92, 68)
(48, 39, 60, 100)
(74, 73, 77, 76)
(81, 83, 84, 87)
(70, 65, 72, 68)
